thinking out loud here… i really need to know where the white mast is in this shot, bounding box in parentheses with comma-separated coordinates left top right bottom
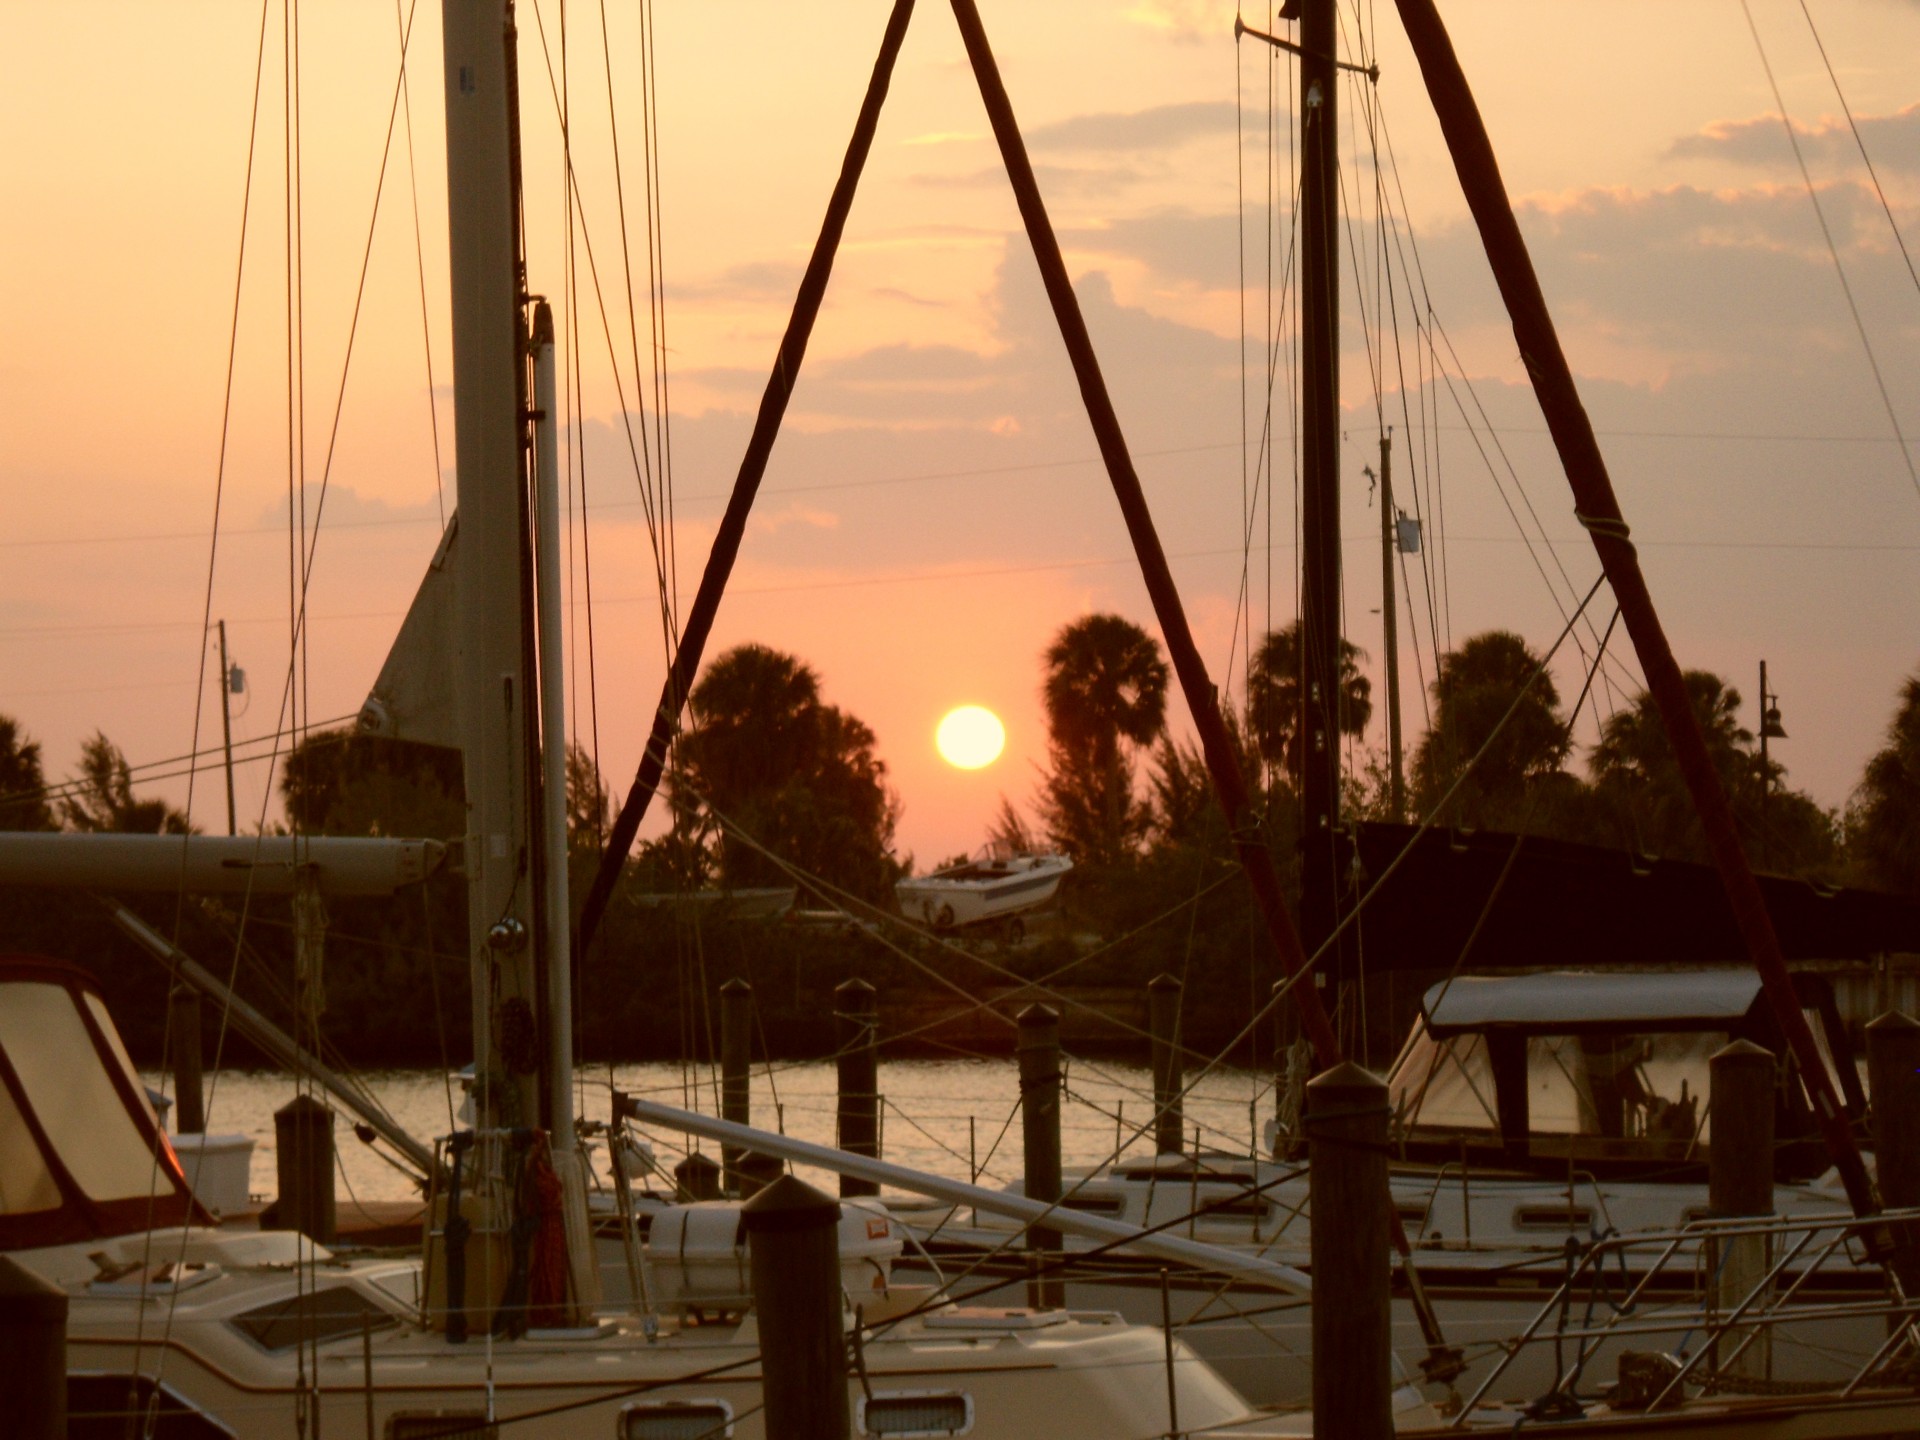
(440, 0, 540, 1135)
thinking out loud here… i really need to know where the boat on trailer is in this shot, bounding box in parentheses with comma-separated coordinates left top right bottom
(895, 851, 1072, 932)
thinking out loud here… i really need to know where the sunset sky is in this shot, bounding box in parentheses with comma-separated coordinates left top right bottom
(3, 0, 1917, 870)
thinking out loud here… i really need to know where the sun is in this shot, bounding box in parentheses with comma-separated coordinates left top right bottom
(936, 705, 1006, 770)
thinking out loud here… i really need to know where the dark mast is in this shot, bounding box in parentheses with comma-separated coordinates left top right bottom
(1297, 0, 1348, 1019)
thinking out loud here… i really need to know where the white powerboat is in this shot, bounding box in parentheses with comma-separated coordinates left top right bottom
(895, 852, 1072, 932)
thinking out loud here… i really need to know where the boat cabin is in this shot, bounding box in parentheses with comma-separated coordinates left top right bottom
(0, 955, 204, 1249)
(1384, 969, 1862, 1180)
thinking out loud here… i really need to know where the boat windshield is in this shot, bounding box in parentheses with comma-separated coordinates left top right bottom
(1388, 1025, 1717, 1147)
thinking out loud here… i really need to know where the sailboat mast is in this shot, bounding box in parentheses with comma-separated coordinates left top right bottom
(1297, 0, 1347, 999)
(440, 0, 541, 1135)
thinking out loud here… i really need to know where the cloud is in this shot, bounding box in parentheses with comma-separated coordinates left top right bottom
(1060, 208, 1243, 291)
(1027, 101, 1238, 153)
(1671, 103, 1920, 175)
(1122, 0, 1238, 43)
(252, 482, 439, 532)
(668, 259, 805, 303)
(753, 502, 840, 535)
(908, 161, 1153, 198)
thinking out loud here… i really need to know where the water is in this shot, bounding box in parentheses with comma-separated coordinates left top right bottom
(146, 1057, 1277, 1205)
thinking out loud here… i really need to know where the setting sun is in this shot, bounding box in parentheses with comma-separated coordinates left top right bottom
(935, 705, 1006, 770)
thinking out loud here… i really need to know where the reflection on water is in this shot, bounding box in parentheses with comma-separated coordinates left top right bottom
(145, 1058, 1276, 1205)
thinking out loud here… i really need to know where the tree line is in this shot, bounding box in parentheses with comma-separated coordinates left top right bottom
(1, 631, 1914, 1064)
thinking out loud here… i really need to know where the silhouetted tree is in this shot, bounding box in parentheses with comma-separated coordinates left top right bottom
(1410, 631, 1571, 829)
(985, 795, 1038, 856)
(281, 729, 463, 838)
(1247, 620, 1372, 785)
(62, 732, 192, 834)
(0, 715, 56, 831)
(1588, 670, 1835, 874)
(675, 644, 901, 900)
(566, 743, 612, 857)
(1847, 669, 1920, 894)
(1038, 614, 1169, 865)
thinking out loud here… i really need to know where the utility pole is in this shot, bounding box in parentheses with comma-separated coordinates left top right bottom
(1377, 435, 1404, 823)
(1298, 0, 1346, 1004)
(216, 620, 237, 837)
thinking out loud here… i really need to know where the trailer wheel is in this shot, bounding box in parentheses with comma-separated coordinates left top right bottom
(1006, 916, 1026, 944)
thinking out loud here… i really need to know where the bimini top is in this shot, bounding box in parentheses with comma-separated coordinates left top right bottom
(0, 955, 203, 1250)
(1422, 970, 1767, 1036)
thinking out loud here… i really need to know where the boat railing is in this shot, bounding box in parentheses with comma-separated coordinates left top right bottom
(1451, 1204, 1920, 1425)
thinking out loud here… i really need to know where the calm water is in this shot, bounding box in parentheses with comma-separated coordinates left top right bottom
(145, 1058, 1277, 1205)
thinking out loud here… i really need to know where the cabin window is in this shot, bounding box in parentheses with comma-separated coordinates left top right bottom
(1512, 1204, 1593, 1231)
(0, 1076, 61, 1214)
(859, 1391, 973, 1437)
(1061, 1194, 1125, 1217)
(620, 1400, 733, 1440)
(1391, 1025, 1717, 1145)
(0, 982, 157, 1201)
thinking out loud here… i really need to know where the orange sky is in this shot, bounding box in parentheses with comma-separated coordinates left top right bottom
(3, 0, 1918, 869)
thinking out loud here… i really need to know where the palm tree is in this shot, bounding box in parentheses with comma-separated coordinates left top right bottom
(1039, 614, 1169, 865)
(1410, 630, 1569, 826)
(1247, 620, 1372, 785)
(1588, 670, 1752, 859)
(1847, 670, 1920, 894)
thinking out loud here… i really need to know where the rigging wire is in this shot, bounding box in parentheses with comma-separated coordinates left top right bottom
(1791, 0, 1920, 308)
(1737, 0, 1920, 506)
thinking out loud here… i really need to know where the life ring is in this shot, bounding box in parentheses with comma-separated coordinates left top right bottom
(934, 903, 955, 929)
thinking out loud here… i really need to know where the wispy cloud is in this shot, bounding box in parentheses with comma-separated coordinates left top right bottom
(1671, 103, 1920, 175)
(1027, 100, 1237, 153)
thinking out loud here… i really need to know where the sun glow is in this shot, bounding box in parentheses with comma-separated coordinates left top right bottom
(935, 705, 1006, 770)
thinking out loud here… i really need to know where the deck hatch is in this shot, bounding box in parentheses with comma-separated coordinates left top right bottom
(231, 1285, 398, 1352)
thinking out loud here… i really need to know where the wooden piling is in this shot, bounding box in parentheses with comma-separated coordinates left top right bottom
(1709, 1039, 1775, 1381)
(721, 977, 753, 1194)
(1149, 973, 1183, 1155)
(744, 1174, 850, 1440)
(169, 986, 205, 1134)
(1308, 1062, 1391, 1440)
(1867, 1012, 1920, 1212)
(1018, 1003, 1064, 1309)
(0, 1257, 65, 1440)
(836, 978, 879, 1197)
(272, 1092, 336, 1244)
(1866, 1011, 1920, 1273)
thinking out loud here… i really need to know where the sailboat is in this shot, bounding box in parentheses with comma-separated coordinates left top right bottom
(0, 3, 1331, 1436)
